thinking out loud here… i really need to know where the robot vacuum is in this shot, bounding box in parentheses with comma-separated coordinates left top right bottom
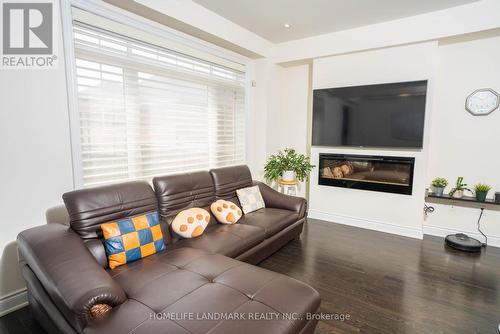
(445, 233, 483, 252)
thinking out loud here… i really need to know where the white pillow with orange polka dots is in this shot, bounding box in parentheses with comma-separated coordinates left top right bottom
(171, 208, 210, 238)
(210, 200, 242, 224)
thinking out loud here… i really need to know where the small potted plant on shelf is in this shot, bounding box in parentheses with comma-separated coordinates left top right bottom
(449, 176, 472, 199)
(264, 148, 315, 182)
(474, 183, 492, 202)
(431, 177, 448, 196)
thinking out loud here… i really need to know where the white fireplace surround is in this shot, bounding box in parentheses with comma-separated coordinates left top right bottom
(308, 42, 436, 239)
(309, 146, 427, 239)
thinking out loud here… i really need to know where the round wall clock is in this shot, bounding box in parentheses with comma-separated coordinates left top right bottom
(465, 88, 499, 116)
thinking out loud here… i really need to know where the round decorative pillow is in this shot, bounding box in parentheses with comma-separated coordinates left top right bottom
(172, 208, 210, 238)
(210, 200, 242, 224)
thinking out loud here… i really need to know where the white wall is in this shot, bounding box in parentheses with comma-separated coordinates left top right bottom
(308, 42, 438, 238)
(257, 63, 311, 196)
(246, 60, 311, 194)
(0, 12, 74, 311)
(424, 35, 500, 245)
(266, 64, 309, 156)
(245, 59, 272, 179)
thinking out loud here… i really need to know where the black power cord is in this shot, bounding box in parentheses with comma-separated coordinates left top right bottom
(424, 203, 434, 216)
(477, 207, 487, 247)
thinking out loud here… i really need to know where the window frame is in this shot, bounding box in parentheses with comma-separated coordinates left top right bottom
(61, 0, 250, 189)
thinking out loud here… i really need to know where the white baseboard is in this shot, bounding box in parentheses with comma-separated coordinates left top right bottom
(0, 289, 28, 317)
(309, 209, 423, 239)
(423, 225, 500, 248)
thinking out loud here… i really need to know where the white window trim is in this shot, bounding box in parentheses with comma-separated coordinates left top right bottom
(60, 0, 251, 189)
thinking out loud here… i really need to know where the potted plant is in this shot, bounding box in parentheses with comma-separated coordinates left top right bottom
(474, 183, 492, 202)
(431, 177, 448, 196)
(449, 176, 472, 198)
(264, 148, 315, 182)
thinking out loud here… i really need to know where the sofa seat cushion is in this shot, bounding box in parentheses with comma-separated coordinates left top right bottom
(239, 208, 299, 238)
(88, 247, 320, 334)
(171, 223, 266, 258)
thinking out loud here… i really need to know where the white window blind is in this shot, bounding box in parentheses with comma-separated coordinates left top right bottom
(72, 23, 246, 187)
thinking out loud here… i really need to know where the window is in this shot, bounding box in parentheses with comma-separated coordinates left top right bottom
(72, 23, 246, 187)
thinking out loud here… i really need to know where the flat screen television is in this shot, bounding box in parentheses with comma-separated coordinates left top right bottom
(312, 80, 427, 148)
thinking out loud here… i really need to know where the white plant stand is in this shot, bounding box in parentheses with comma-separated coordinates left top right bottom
(277, 178, 299, 196)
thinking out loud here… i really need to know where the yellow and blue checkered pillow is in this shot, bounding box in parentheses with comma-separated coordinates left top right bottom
(101, 212, 165, 269)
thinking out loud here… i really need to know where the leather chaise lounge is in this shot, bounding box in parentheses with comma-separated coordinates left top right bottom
(17, 165, 321, 334)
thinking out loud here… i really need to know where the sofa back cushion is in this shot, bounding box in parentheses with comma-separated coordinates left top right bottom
(63, 181, 158, 239)
(209, 165, 253, 206)
(153, 171, 217, 239)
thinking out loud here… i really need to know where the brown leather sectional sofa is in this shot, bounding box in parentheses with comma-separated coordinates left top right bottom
(17, 165, 321, 334)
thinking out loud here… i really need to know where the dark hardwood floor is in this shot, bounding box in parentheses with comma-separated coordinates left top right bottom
(259, 219, 500, 334)
(3, 219, 500, 333)
(0, 306, 45, 334)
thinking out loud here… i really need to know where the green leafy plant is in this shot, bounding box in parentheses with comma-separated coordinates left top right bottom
(264, 148, 315, 182)
(474, 183, 492, 202)
(431, 177, 448, 188)
(449, 176, 472, 197)
(474, 183, 492, 193)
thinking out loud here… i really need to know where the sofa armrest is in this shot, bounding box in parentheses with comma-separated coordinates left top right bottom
(17, 224, 126, 331)
(253, 181, 307, 218)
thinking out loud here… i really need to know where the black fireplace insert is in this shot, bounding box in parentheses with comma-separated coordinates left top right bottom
(318, 154, 415, 195)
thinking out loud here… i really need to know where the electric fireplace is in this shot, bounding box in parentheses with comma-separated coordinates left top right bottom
(318, 154, 415, 195)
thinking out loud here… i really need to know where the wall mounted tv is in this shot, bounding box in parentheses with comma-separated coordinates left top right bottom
(312, 80, 427, 148)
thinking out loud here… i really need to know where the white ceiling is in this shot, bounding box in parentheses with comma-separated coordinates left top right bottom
(192, 0, 479, 43)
